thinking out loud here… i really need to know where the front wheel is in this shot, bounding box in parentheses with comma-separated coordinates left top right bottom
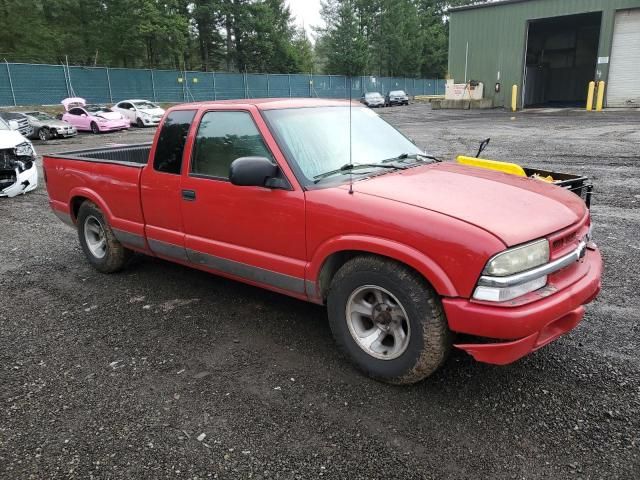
(38, 127, 51, 141)
(90, 122, 100, 134)
(327, 256, 451, 384)
(136, 117, 145, 128)
(77, 201, 132, 273)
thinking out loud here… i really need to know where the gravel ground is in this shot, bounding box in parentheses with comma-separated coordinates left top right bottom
(1, 104, 639, 479)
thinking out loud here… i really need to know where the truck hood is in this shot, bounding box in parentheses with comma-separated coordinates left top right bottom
(351, 162, 586, 246)
(0, 130, 29, 149)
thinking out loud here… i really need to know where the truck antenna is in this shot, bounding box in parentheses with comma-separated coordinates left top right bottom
(348, 76, 354, 195)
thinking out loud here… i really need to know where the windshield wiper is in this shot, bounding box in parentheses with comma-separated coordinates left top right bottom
(313, 162, 407, 183)
(383, 152, 441, 163)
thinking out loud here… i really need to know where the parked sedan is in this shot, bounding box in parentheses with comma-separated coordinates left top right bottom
(113, 100, 165, 128)
(360, 92, 385, 108)
(23, 111, 77, 140)
(385, 90, 409, 106)
(0, 111, 34, 138)
(61, 98, 129, 134)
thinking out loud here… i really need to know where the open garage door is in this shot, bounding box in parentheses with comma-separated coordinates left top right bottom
(523, 13, 601, 108)
(607, 9, 640, 108)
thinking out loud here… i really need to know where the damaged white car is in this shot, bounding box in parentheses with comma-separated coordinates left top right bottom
(0, 117, 38, 197)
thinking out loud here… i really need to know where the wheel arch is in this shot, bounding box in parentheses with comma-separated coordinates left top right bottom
(308, 236, 458, 302)
(69, 188, 114, 224)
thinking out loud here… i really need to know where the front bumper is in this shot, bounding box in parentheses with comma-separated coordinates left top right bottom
(54, 129, 77, 138)
(443, 246, 602, 365)
(98, 121, 129, 131)
(0, 161, 38, 197)
(142, 117, 162, 126)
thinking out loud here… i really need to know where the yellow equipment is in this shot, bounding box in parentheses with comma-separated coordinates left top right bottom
(456, 156, 527, 177)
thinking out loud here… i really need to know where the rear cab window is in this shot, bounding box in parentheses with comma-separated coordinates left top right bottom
(153, 110, 196, 174)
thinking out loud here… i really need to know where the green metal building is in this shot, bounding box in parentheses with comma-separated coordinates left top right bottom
(448, 0, 640, 108)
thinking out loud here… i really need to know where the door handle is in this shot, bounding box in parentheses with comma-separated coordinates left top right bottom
(182, 189, 196, 201)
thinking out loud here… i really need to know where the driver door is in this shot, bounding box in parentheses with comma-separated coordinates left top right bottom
(179, 108, 307, 297)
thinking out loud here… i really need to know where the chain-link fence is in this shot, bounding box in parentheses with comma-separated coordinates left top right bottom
(0, 62, 445, 107)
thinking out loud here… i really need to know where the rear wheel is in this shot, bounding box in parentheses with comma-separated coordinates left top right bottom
(90, 122, 100, 134)
(38, 127, 50, 141)
(327, 255, 451, 384)
(77, 201, 131, 273)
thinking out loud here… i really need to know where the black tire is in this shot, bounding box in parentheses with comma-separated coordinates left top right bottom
(90, 122, 100, 134)
(136, 117, 145, 128)
(38, 127, 51, 141)
(327, 255, 451, 384)
(77, 201, 132, 273)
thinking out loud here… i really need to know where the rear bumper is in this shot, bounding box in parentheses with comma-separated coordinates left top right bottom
(443, 247, 602, 365)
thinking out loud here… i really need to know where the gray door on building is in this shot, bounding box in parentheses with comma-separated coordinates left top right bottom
(607, 9, 640, 107)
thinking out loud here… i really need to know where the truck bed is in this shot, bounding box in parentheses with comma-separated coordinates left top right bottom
(51, 143, 152, 168)
(43, 144, 151, 233)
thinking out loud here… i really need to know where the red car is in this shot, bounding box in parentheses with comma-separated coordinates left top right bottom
(43, 99, 602, 384)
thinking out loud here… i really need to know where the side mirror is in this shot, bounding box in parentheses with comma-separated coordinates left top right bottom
(81, 113, 87, 118)
(8, 120, 19, 130)
(129, 107, 135, 111)
(229, 157, 280, 188)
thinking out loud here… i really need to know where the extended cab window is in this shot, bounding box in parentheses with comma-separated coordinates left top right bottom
(153, 110, 196, 175)
(191, 111, 272, 179)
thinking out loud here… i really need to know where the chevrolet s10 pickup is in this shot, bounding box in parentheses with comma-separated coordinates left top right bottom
(43, 99, 602, 384)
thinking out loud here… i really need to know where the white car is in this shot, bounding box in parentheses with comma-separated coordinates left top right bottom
(0, 117, 38, 197)
(112, 100, 165, 128)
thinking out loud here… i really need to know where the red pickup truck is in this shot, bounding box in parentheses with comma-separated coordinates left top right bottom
(43, 99, 602, 384)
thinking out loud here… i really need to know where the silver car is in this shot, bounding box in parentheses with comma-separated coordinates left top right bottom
(360, 92, 386, 108)
(23, 111, 77, 141)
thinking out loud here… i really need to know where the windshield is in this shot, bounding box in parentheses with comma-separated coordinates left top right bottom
(0, 118, 9, 130)
(390, 91, 406, 96)
(264, 106, 421, 183)
(365, 93, 382, 99)
(26, 112, 53, 121)
(133, 101, 159, 110)
(86, 105, 113, 114)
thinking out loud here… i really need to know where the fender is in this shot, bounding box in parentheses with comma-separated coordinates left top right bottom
(69, 186, 114, 222)
(68, 187, 145, 239)
(307, 234, 458, 299)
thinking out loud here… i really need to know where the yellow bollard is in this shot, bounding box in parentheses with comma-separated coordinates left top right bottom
(586, 81, 595, 111)
(596, 81, 605, 111)
(511, 85, 518, 112)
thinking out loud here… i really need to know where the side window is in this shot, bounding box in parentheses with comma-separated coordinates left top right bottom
(191, 111, 272, 179)
(69, 108, 83, 116)
(153, 110, 196, 175)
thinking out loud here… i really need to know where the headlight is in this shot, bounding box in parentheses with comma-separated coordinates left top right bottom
(14, 142, 33, 157)
(473, 239, 550, 302)
(483, 239, 549, 277)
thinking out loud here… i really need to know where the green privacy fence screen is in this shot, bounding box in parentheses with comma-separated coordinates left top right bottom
(0, 62, 445, 107)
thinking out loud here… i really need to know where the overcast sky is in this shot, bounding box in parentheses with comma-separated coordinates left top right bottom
(287, 0, 324, 37)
